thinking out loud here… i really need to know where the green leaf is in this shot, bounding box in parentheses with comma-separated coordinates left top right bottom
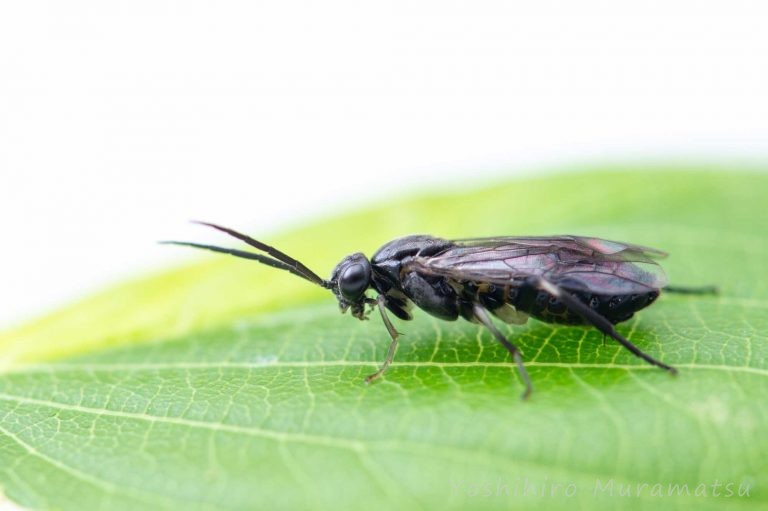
(0, 166, 765, 510)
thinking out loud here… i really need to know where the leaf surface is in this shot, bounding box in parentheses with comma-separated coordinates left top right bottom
(0, 168, 765, 510)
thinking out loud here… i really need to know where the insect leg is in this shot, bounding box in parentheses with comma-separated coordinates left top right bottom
(534, 278, 677, 375)
(473, 304, 533, 400)
(364, 295, 402, 384)
(663, 285, 719, 295)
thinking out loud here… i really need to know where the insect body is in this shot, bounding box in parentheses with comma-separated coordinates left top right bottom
(164, 223, 716, 399)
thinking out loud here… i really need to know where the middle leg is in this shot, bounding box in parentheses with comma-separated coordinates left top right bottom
(473, 304, 533, 400)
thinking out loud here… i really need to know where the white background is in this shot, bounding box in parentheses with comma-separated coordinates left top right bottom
(1, 1, 767, 327)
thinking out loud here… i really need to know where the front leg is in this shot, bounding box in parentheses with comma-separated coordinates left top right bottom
(365, 295, 402, 384)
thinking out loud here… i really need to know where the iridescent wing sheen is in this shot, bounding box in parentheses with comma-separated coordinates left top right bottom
(451, 235, 668, 260)
(406, 235, 668, 294)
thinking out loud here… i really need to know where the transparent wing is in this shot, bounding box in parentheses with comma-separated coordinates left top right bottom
(407, 235, 668, 294)
(451, 235, 667, 261)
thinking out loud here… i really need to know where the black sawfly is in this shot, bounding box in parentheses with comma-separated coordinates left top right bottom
(163, 222, 717, 399)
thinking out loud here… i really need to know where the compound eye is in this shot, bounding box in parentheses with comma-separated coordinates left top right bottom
(340, 263, 370, 301)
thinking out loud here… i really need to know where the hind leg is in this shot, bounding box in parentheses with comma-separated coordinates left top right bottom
(664, 285, 718, 295)
(533, 278, 677, 375)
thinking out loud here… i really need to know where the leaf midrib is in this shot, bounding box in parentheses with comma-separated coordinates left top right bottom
(3, 360, 767, 376)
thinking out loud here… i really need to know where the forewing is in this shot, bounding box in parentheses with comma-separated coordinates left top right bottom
(452, 235, 667, 261)
(407, 236, 668, 294)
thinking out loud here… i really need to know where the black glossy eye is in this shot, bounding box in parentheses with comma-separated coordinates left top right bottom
(340, 263, 370, 300)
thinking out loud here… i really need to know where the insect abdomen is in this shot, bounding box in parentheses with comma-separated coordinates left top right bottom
(520, 286, 659, 325)
(464, 281, 659, 326)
